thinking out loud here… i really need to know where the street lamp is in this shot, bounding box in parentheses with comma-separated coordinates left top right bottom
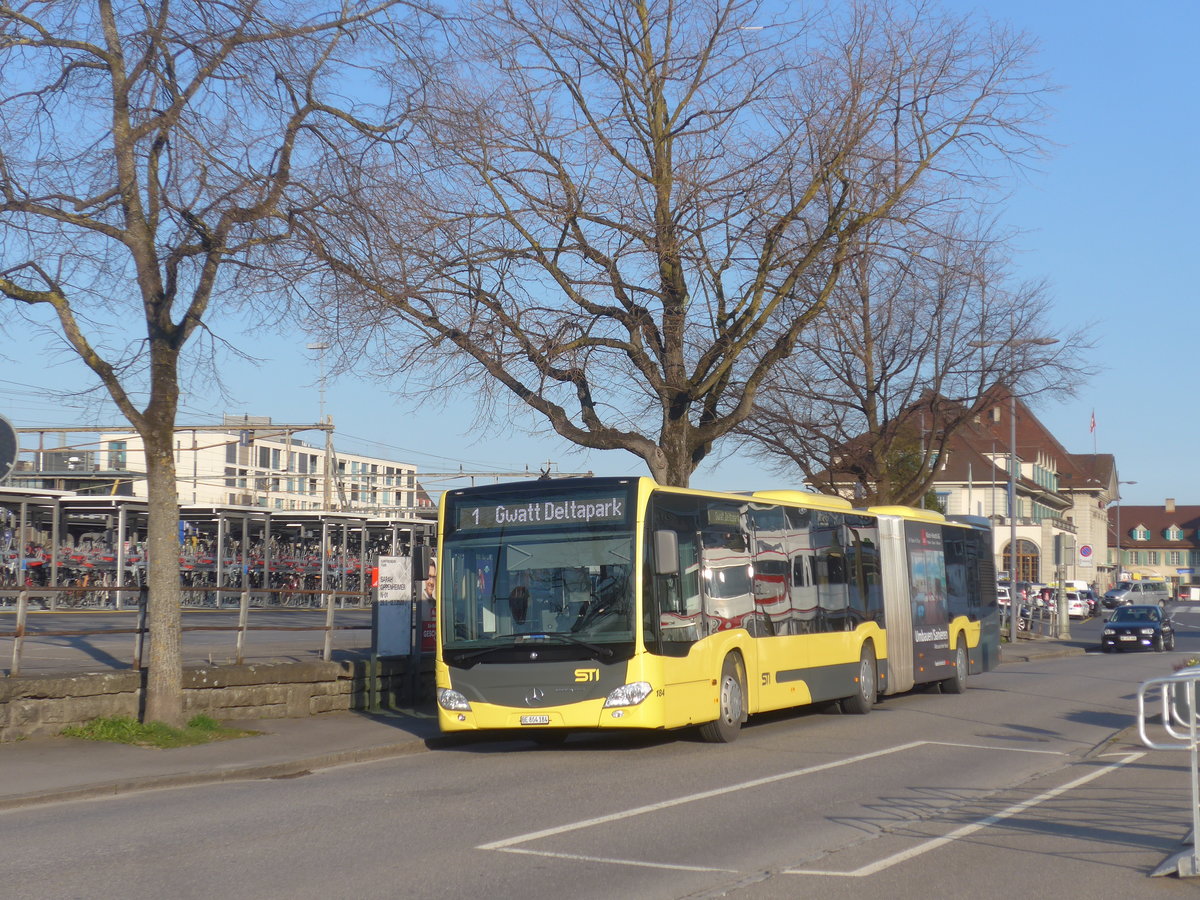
(1113, 479, 1137, 585)
(969, 324, 1058, 642)
(306, 342, 333, 510)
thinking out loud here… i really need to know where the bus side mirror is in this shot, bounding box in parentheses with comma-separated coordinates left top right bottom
(654, 530, 679, 576)
(412, 544, 431, 581)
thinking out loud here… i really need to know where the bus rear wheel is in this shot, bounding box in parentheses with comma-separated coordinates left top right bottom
(841, 646, 877, 714)
(941, 640, 968, 694)
(700, 655, 745, 743)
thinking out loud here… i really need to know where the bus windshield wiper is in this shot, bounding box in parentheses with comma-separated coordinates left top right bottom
(448, 632, 614, 664)
(448, 638, 525, 664)
(533, 632, 615, 659)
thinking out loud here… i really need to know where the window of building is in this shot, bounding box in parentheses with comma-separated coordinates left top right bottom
(1169, 551, 1182, 566)
(1166, 525, 1184, 541)
(108, 441, 127, 470)
(1003, 539, 1040, 583)
(1148, 551, 1159, 565)
(1132, 526, 1151, 541)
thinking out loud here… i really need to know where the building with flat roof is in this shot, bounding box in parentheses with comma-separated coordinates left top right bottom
(14, 416, 433, 518)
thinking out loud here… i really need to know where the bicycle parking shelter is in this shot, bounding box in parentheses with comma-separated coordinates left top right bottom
(2, 484, 434, 600)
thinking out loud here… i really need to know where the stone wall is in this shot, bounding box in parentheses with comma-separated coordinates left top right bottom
(0, 658, 424, 742)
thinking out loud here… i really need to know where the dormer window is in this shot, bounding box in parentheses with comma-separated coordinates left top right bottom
(1166, 525, 1185, 541)
(1132, 525, 1151, 542)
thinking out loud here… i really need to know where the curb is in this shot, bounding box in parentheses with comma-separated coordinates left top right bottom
(1000, 645, 1088, 664)
(0, 736, 433, 813)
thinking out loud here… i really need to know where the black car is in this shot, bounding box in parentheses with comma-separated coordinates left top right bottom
(1100, 604, 1176, 653)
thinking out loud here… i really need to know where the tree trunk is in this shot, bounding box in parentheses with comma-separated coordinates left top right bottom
(142, 427, 184, 726)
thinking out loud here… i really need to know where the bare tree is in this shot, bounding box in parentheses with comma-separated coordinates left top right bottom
(304, 0, 1049, 487)
(0, 1, 426, 724)
(733, 212, 1088, 505)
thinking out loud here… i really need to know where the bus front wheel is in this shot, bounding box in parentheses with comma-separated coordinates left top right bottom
(700, 655, 746, 743)
(841, 646, 877, 714)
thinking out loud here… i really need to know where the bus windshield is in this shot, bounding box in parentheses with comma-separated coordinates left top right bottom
(441, 530, 635, 659)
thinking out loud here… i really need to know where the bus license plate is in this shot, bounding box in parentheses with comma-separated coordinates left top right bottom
(520, 715, 551, 725)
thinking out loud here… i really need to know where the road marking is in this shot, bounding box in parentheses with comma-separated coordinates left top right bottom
(923, 739, 1062, 755)
(496, 846, 738, 873)
(782, 751, 1146, 877)
(478, 739, 1066, 856)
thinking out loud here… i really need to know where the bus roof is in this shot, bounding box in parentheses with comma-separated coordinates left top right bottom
(865, 505, 947, 524)
(750, 489, 853, 510)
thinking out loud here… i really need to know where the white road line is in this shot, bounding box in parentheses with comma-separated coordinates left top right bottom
(923, 739, 1063, 756)
(783, 751, 1146, 877)
(495, 846, 739, 873)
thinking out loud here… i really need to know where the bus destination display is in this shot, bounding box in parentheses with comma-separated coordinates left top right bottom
(456, 495, 627, 530)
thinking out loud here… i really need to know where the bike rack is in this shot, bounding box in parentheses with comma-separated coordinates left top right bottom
(1137, 665, 1200, 877)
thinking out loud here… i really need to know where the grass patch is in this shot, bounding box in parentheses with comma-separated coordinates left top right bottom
(61, 714, 258, 749)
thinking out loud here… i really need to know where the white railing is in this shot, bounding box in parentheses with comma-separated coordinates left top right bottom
(1137, 666, 1200, 877)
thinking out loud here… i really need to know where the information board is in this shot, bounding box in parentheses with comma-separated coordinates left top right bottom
(374, 555, 413, 657)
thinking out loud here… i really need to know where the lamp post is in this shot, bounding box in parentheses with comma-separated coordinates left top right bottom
(306, 342, 333, 510)
(969, 323, 1058, 642)
(1113, 479, 1137, 586)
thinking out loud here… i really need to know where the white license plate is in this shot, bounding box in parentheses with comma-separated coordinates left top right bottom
(520, 715, 551, 725)
(1119, 635, 1137, 641)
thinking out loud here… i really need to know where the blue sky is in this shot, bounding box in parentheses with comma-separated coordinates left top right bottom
(2, 0, 1196, 507)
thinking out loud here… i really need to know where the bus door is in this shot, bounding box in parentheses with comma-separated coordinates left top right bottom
(905, 521, 952, 683)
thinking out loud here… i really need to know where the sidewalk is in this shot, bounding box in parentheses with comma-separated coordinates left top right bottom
(0, 707, 442, 812)
(0, 638, 1089, 813)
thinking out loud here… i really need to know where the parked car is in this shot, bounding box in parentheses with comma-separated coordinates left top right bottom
(1103, 581, 1171, 609)
(1065, 591, 1090, 619)
(1100, 604, 1176, 652)
(997, 585, 1011, 606)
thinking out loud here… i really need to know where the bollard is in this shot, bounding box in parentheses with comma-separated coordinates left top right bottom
(11, 589, 29, 676)
(235, 589, 250, 664)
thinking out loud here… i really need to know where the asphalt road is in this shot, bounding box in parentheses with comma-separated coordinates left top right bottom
(5, 608, 1200, 899)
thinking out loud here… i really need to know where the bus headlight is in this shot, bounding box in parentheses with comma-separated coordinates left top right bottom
(603, 682, 653, 708)
(437, 688, 472, 711)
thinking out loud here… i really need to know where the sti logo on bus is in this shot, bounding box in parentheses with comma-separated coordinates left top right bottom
(574, 668, 600, 682)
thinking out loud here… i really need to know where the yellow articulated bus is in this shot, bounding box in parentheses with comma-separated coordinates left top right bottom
(434, 477, 999, 742)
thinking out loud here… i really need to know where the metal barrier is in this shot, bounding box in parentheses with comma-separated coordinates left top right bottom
(1137, 665, 1200, 877)
(2, 586, 375, 677)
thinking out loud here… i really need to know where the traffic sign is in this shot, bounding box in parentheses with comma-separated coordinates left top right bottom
(0, 414, 16, 483)
(1079, 544, 1093, 558)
